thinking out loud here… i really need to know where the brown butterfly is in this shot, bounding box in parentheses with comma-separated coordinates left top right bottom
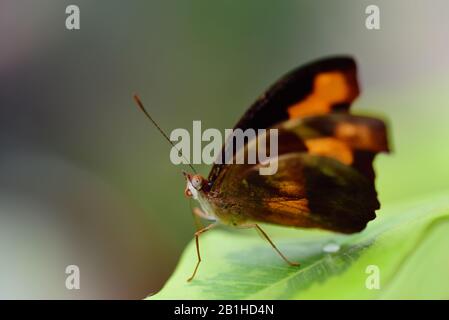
(134, 56, 389, 281)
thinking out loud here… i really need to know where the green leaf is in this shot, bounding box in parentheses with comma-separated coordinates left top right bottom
(149, 191, 449, 299)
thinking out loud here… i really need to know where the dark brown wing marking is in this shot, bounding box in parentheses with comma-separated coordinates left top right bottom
(209, 153, 378, 233)
(282, 114, 389, 180)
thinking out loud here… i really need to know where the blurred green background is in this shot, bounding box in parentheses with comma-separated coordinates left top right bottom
(0, 0, 448, 298)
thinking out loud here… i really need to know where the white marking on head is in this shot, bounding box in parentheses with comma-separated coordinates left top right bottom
(190, 175, 203, 190)
(187, 180, 199, 200)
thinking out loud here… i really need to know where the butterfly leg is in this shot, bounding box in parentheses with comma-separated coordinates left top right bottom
(191, 206, 205, 231)
(242, 224, 300, 267)
(191, 206, 217, 229)
(187, 221, 217, 282)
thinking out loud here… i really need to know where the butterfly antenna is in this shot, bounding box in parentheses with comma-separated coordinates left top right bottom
(133, 94, 197, 174)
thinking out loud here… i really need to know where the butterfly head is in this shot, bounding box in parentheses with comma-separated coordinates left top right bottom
(183, 172, 209, 199)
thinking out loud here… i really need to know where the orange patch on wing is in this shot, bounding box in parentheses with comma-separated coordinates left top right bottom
(305, 137, 353, 165)
(276, 182, 304, 197)
(287, 72, 355, 119)
(267, 198, 310, 215)
(336, 122, 371, 149)
(336, 122, 388, 152)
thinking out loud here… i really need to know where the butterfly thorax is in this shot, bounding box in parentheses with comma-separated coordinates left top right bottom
(184, 173, 250, 226)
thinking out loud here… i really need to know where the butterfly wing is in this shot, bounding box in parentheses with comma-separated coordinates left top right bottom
(209, 56, 360, 183)
(205, 56, 389, 233)
(233, 56, 359, 131)
(282, 113, 389, 181)
(210, 153, 378, 233)
(210, 112, 389, 190)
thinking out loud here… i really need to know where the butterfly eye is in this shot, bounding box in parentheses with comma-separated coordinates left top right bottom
(191, 175, 203, 190)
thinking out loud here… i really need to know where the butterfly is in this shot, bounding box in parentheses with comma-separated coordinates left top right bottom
(134, 56, 389, 281)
